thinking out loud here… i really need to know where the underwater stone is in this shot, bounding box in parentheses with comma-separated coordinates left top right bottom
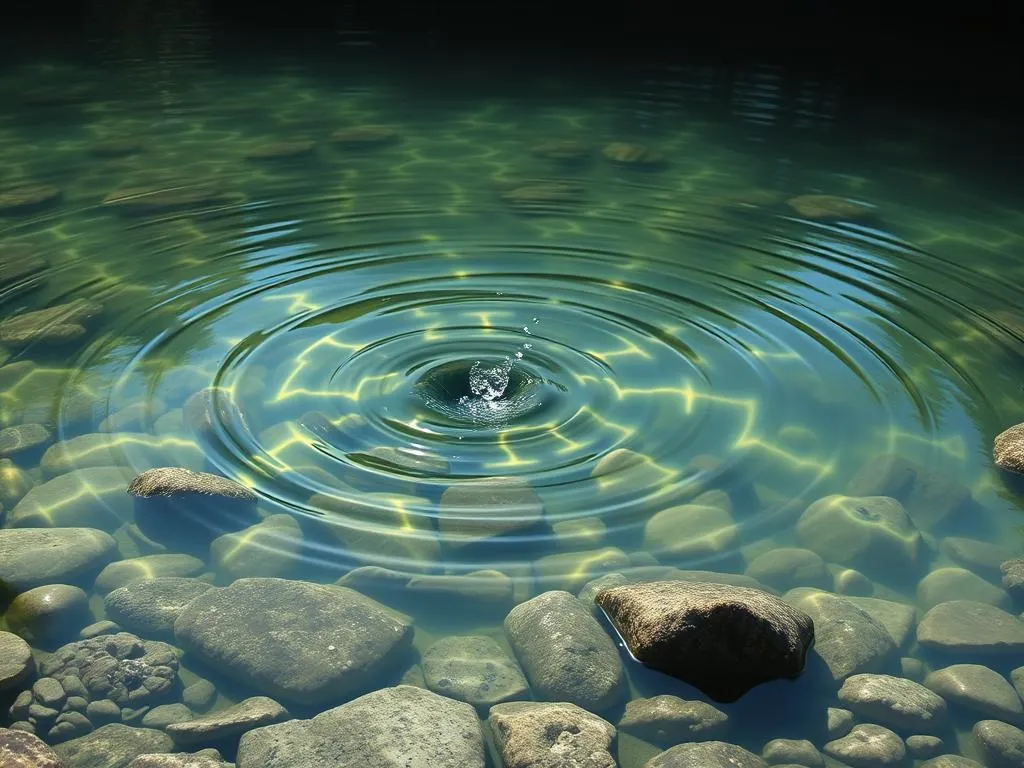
(0, 727, 65, 768)
(838, 673, 947, 733)
(105, 578, 214, 637)
(141, 704, 193, 730)
(0, 528, 117, 591)
(0, 243, 47, 287)
(489, 701, 616, 768)
(643, 741, 766, 768)
(245, 140, 316, 161)
(761, 739, 823, 766)
(596, 580, 813, 702)
(173, 578, 413, 705)
(439, 476, 543, 548)
(551, 517, 607, 549)
(421, 635, 528, 708)
(181, 680, 216, 713)
(601, 142, 666, 168)
(98, 401, 167, 434)
(643, 490, 738, 565)
(618, 695, 729, 746)
(504, 590, 624, 711)
(0, 298, 98, 345)
(745, 547, 831, 592)
(973, 720, 1024, 768)
(129, 467, 259, 553)
(796, 495, 922, 579)
(844, 596, 917, 649)
(848, 454, 971, 531)
(534, 547, 630, 593)
(0, 632, 34, 691)
(906, 735, 944, 759)
(210, 514, 303, 580)
(901, 656, 925, 681)
(918, 567, 1011, 610)
(102, 185, 230, 216)
(0, 423, 52, 458)
(6, 466, 135, 530)
(994, 423, 1024, 475)
(166, 696, 288, 746)
(49, 710, 93, 742)
(917, 600, 1024, 655)
(784, 588, 897, 681)
(830, 565, 874, 596)
(127, 752, 233, 768)
(406, 569, 515, 608)
(919, 757, 984, 768)
(786, 195, 874, 221)
(6, 584, 91, 645)
(183, 388, 250, 448)
(827, 707, 856, 738)
(1001, 558, 1024, 600)
(925, 664, 1024, 723)
(823, 724, 905, 767)
(236, 685, 484, 768)
(0, 459, 35, 508)
(95, 555, 206, 595)
(54, 724, 173, 768)
(940, 536, 1015, 582)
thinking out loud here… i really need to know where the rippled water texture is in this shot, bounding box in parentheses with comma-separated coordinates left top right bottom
(1, 50, 1023, 763)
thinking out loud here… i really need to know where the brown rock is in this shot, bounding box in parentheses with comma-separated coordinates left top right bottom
(0, 727, 66, 767)
(994, 423, 1024, 474)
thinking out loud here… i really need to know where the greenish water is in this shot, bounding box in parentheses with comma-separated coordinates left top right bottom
(1, 54, 1023, 767)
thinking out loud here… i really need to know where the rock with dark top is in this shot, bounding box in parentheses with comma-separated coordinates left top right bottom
(0, 299, 100, 346)
(838, 673, 947, 733)
(489, 701, 616, 768)
(235, 685, 484, 768)
(166, 696, 288, 746)
(994, 423, 1024, 474)
(0, 423, 52, 458)
(105, 578, 213, 636)
(595, 580, 814, 702)
(917, 600, 1024, 655)
(973, 720, 1024, 768)
(643, 741, 766, 768)
(54, 724, 173, 768)
(421, 635, 528, 707)
(0, 184, 61, 214)
(0, 528, 117, 592)
(0, 727, 66, 768)
(618, 695, 728, 745)
(823, 724, 905, 767)
(128, 467, 259, 552)
(439, 476, 544, 548)
(504, 590, 624, 711)
(0, 631, 35, 691)
(173, 578, 413, 705)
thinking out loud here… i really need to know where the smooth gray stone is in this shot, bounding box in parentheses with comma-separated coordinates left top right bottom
(618, 695, 728, 746)
(745, 548, 831, 592)
(421, 635, 528, 707)
(489, 701, 616, 768)
(845, 596, 916, 648)
(141, 704, 194, 730)
(182, 680, 217, 713)
(0, 631, 34, 691)
(941, 537, 1014, 582)
(973, 719, 1024, 768)
(54, 724, 173, 768)
(827, 707, 855, 739)
(166, 696, 288, 745)
(48, 711, 93, 742)
(504, 590, 624, 711)
(838, 673, 947, 733)
(642, 741, 766, 768)
(918, 567, 1011, 610)
(95, 555, 206, 595)
(0, 528, 117, 591)
(761, 738, 823, 766)
(925, 664, 1024, 723)
(905, 734, 944, 759)
(236, 685, 484, 768)
(917, 600, 1024, 655)
(32, 678, 66, 708)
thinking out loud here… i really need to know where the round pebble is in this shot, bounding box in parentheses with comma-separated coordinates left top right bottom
(6, 584, 91, 644)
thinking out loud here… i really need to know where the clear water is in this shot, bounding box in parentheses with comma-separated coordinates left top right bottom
(0, 39, 1022, 766)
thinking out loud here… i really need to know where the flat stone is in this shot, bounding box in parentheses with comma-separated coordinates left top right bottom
(504, 590, 624, 711)
(845, 596, 917, 648)
(0, 298, 97, 345)
(823, 724, 906, 767)
(105, 578, 213, 636)
(784, 588, 897, 680)
(596, 580, 814, 702)
(941, 537, 1015, 582)
(210, 514, 303, 580)
(0, 727, 65, 767)
(534, 547, 630, 593)
(7, 584, 91, 643)
(421, 635, 528, 707)
(925, 664, 1023, 723)
(439, 476, 543, 548)
(0, 423, 52, 458)
(7, 466, 135, 529)
(643, 491, 737, 563)
(919, 757, 984, 768)
(141, 704, 193, 730)
(838, 673, 947, 733)
(95, 555, 206, 595)
(761, 739, 823, 766)
(235, 685, 484, 768)
(643, 741, 766, 768)
(618, 695, 728, 746)
(79, 620, 121, 639)
(173, 578, 413, 705)
(906, 735, 945, 759)
(0, 631, 34, 690)
(973, 719, 1024, 768)
(827, 707, 855, 738)
(1002, 559, 1024, 600)
(166, 696, 288, 745)
(745, 548, 831, 592)
(994, 423, 1024, 474)
(917, 600, 1024, 655)
(918, 567, 1011, 610)
(0, 528, 117, 591)
(54, 724, 173, 768)
(489, 701, 616, 768)
(406, 570, 515, 607)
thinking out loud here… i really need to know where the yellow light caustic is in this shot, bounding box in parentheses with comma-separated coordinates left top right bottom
(587, 336, 653, 363)
(272, 334, 385, 403)
(881, 427, 967, 460)
(264, 292, 323, 314)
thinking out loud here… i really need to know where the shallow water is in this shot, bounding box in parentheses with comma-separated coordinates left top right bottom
(1, 40, 1023, 766)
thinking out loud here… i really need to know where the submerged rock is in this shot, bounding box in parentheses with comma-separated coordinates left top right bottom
(530, 140, 592, 162)
(439, 476, 543, 548)
(0, 423, 52, 458)
(166, 696, 289, 746)
(643, 741, 766, 768)
(0, 631, 35, 691)
(838, 673, 947, 733)
(500, 181, 584, 211)
(761, 739, 823, 766)
(173, 578, 413, 705)
(643, 491, 738, 564)
(6, 584, 91, 644)
(618, 695, 728, 745)
(925, 664, 1024, 723)
(596, 580, 814, 702)
(236, 685, 484, 768)
(535, 547, 630, 593)
(105, 578, 213, 636)
(601, 142, 666, 167)
(210, 514, 303, 580)
(54, 724, 173, 768)
(940, 536, 1015, 582)
(973, 720, 1024, 768)
(0, 727, 65, 767)
(0, 184, 61, 214)
(745, 547, 831, 592)
(823, 724, 905, 767)
(95, 554, 206, 595)
(102, 185, 230, 215)
(421, 635, 528, 707)
(504, 590, 624, 711)
(7, 466, 135, 529)
(489, 701, 616, 768)
(848, 453, 972, 530)
(844, 596, 916, 649)
(127, 751, 232, 767)
(1002, 558, 1024, 600)
(330, 126, 403, 147)
(918, 567, 1011, 610)
(917, 600, 1024, 655)
(245, 141, 315, 161)
(786, 195, 874, 221)
(0, 528, 117, 592)
(994, 423, 1024, 474)
(0, 299, 101, 346)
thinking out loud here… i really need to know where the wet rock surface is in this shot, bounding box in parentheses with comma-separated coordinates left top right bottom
(104, 577, 213, 636)
(0, 727, 66, 768)
(166, 696, 288, 746)
(823, 724, 906, 767)
(973, 719, 1024, 768)
(0, 528, 117, 591)
(618, 695, 729, 745)
(0, 631, 35, 691)
(489, 701, 616, 768)
(420, 635, 528, 707)
(53, 724, 173, 768)
(838, 673, 947, 733)
(917, 600, 1024, 655)
(596, 580, 814, 702)
(643, 741, 766, 767)
(925, 664, 1024, 723)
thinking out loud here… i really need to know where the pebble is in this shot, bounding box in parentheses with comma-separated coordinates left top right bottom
(838, 673, 947, 733)
(905, 734, 945, 759)
(761, 738, 823, 765)
(182, 679, 217, 712)
(826, 707, 855, 738)
(824, 724, 906, 767)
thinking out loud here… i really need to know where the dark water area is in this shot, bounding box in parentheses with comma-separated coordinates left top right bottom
(0, 2, 1023, 766)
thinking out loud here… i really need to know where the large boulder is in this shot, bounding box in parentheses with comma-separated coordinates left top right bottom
(504, 591, 624, 711)
(489, 701, 616, 768)
(173, 578, 413, 705)
(595, 580, 814, 702)
(236, 685, 484, 768)
(0, 728, 65, 768)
